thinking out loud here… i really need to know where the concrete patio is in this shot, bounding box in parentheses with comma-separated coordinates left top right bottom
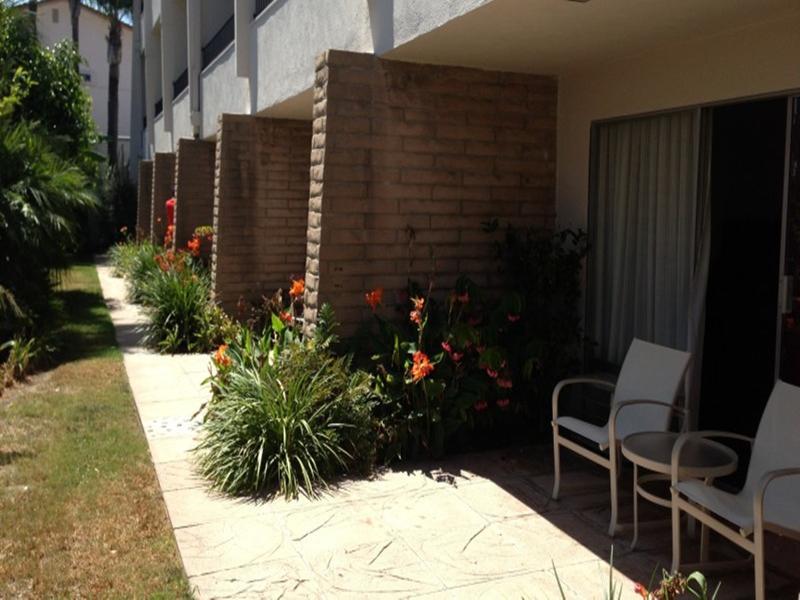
(96, 260, 798, 599)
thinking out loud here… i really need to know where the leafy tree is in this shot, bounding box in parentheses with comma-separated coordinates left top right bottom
(0, 1, 98, 171)
(0, 2, 98, 335)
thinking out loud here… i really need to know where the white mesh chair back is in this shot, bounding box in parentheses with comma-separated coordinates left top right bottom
(612, 338, 691, 440)
(743, 380, 800, 528)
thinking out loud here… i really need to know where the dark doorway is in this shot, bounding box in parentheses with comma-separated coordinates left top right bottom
(700, 98, 787, 435)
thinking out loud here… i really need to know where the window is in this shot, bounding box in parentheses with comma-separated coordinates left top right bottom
(52, 8, 59, 23)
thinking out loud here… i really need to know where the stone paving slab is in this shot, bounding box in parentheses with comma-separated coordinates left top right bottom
(97, 259, 736, 599)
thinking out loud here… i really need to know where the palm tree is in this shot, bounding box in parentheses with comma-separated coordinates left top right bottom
(96, 0, 131, 166)
(68, 0, 80, 49)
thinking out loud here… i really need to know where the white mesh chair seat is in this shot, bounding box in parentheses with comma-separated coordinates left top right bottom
(677, 480, 755, 534)
(671, 380, 800, 600)
(556, 416, 609, 450)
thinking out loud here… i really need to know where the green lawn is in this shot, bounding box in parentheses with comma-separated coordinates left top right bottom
(0, 263, 192, 598)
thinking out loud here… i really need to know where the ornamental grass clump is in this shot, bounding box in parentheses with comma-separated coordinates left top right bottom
(138, 251, 229, 354)
(196, 307, 376, 499)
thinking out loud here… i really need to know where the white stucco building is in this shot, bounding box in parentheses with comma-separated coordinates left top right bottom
(34, 0, 132, 161)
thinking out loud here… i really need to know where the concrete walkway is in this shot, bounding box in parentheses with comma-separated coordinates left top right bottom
(97, 261, 658, 599)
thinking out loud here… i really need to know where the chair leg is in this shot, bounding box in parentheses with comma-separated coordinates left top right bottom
(671, 492, 681, 572)
(631, 463, 639, 549)
(754, 520, 766, 600)
(552, 431, 561, 500)
(608, 443, 619, 537)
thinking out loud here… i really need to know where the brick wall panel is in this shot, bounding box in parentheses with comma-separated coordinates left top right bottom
(150, 152, 176, 245)
(303, 50, 557, 335)
(173, 139, 215, 251)
(212, 114, 311, 313)
(136, 160, 153, 240)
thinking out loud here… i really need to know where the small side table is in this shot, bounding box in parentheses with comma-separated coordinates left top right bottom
(621, 431, 738, 549)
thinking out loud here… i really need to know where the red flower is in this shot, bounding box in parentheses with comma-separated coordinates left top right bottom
(279, 311, 293, 324)
(507, 314, 520, 323)
(474, 400, 488, 412)
(450, 351, 463, 363)
(187, 237, 201, 257)
(410, 351, 434, 382)
(289, 278, 305, 299)
(497, 378, 513, 389)
(213, 344, 232, 368)
(485, 368, 499, 379)
(411, 296, 425, 311)
(365, 287, 383, 311)
(633, 583, 649, 599)
(496, 398, 511, 409)
(441, 341, 452, 354)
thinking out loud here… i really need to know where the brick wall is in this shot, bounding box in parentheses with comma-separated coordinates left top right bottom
(304, 50, 557, 333)
(136, 160, 153, 241)
(212, 114, 311, 312)
(150, 152, 176, 245)
(174, 139, 215, 250)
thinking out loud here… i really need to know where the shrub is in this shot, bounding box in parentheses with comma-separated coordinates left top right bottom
(125, 242, 161, 304)
(139, 256, 229, 354)
(196, 316, 376, 499)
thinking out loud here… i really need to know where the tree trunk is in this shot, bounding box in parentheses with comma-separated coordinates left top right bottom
(69, 0, 81, 50)
(27, 1, 37, 33)
(107, 14, 122, 166)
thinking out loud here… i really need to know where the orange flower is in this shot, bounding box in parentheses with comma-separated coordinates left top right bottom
(289, 278, 305, 299)
(410, 310, 422, 325)
(279, 311, 293, 324)
(633, 583, 649, 599)
(410, 351, 434, 382)
(365, 287, 383, 311)
(213, 344, 232, 368)
(187, 236, 201, 257)
(411, 296, 425, 311)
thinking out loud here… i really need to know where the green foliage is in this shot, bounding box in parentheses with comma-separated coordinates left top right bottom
(196, 322, 377, 499)
(0, 2, 99, 339)
(110, 241, 235, 354)
(492, 224, 589, 431)
(0, 1, 98, 170)
(1, 334, 50, 388)
(0, 119, 97, 333)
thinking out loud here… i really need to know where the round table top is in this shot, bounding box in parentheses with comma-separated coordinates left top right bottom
(621, 431, 738, 479)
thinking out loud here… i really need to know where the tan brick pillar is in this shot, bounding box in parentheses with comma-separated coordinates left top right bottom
(150, 152, 176, 245)
(212, 114, 311, 313)
(136, 159, 153, 241)
(174, 139, 215, 251)
(304, 50, 557, 334)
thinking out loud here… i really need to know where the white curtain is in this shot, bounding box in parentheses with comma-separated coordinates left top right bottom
(590, 110, 701, 365)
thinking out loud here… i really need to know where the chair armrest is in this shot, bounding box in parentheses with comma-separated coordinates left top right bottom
(753, 468, 800, 529)
(670, 431, 754, 487)
(551, 377, 616, 424)
(609, 399, 686, 447)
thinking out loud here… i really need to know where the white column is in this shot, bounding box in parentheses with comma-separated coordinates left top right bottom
(129, 0, 145, 175)
(234, 0, 250, 78)
(187, 0, 202, 137)
(143, 0, 157, 157)
(160, 0, 177, 138)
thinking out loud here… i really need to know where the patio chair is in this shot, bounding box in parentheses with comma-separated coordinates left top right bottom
(552, 338, 691, 535)
(670, 380, 800, 600)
